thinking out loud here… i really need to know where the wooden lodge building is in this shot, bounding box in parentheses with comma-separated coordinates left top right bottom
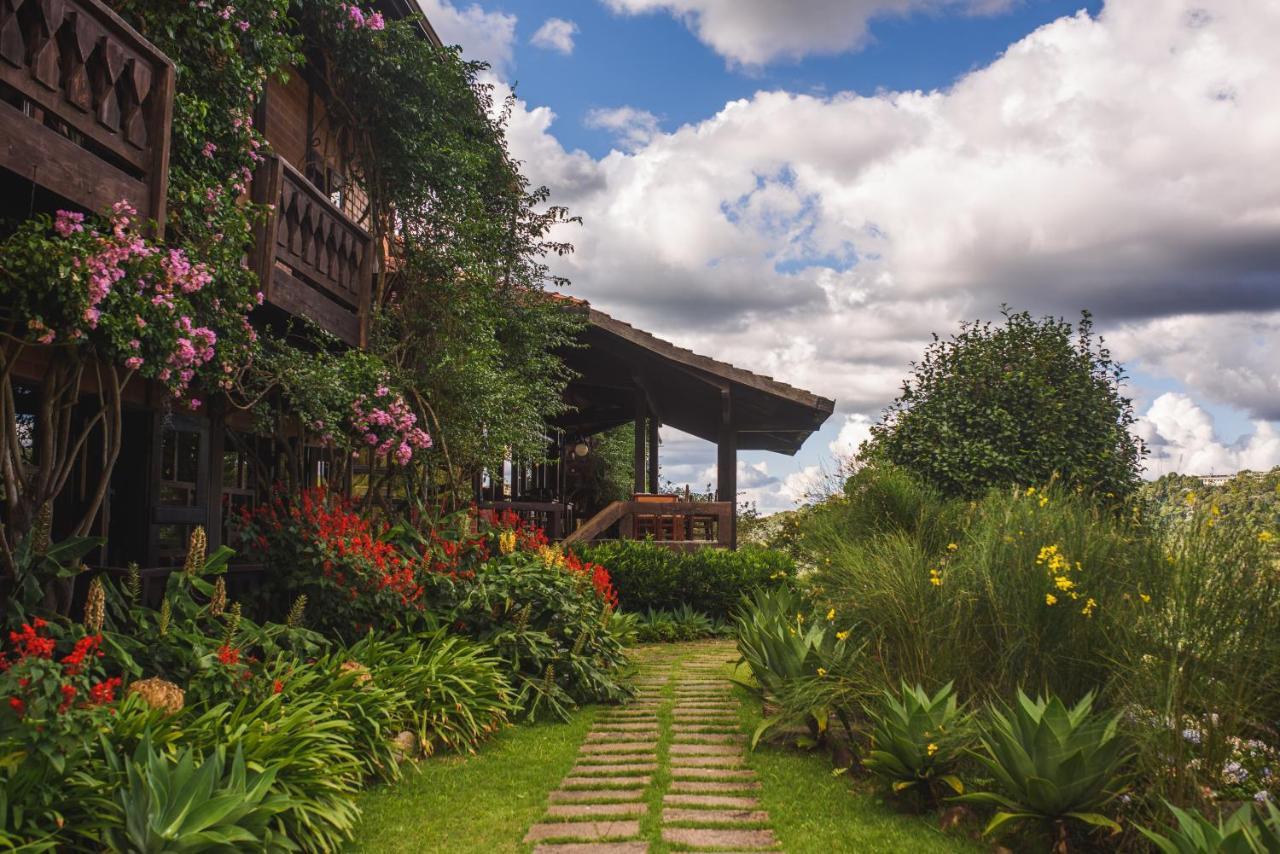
(0, 0, 832, 590)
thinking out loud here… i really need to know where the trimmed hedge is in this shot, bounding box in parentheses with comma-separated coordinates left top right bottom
(573, 541, 794, 619)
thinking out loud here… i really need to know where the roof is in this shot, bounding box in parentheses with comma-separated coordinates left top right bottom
(377, 0, 444, 46)
(554, 299, 835, 455)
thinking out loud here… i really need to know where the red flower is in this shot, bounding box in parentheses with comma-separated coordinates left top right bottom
(61, 634, 103, 676)
(8, 697, 24, 717)
(58, 683, 77, 713)
(272, 679, 284, 694)
(88, 677, 121, 705)
(216, 644, 241, 666)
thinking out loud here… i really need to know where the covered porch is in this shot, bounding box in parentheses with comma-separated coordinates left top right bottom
(475, 302, 834, 550)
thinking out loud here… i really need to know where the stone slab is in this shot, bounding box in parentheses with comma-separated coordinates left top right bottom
(669, 780, 762, 793)
(587, 730, 659, 741)
(524, 820, 642, 842)
(532, 843, 649, 854)
(669, 743, 742, 756)
(662, 808, 770, 823)
(670, 767, 756, 781)
(576, 754, 657, 766)
(664, 794, 761, 809)
(570, 763, 659, 775)
(549, 789, 645, 803)
(561, 775, 652, 789)
(546, 803, 646, 819)
(672, 733, 744, 744)
(670, 755, 745, 768)
(579, 742, 659, 755)
(661, 827, 779, 849)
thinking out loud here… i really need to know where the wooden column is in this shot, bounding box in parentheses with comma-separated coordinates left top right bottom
(648, 418, 660, 493)
(717, 389, 737, 549)
(633, 389, 647, 496)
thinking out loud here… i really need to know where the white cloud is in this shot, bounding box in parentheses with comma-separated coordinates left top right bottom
(506, 0, 1280, 445)
(1134, 393, 1280, 477)
(600, 0, 1013, 65)
(531, 17, 579, 54)
(584, 106, 663, 151)
(829, 414, 874, 460)
(416, 0, 517, 73)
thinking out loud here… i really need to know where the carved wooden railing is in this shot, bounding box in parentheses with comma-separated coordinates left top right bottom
(563, 500, 734, 552)
(252, 154, 372, 347)
(0, 0, 174, 226)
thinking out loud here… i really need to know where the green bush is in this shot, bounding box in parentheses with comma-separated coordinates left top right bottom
(861, 681, 971, 803)
(576, 540, 793, 619)
(631, 604, 725, 643)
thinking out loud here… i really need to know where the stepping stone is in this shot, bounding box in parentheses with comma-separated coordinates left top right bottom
(663, 807, 770, 823)
(665, 793, 761, 809)
(671, 754, 745, 768)
(576, 753, 656, 765)
(547, 803, 646, 819)
(580, 742, 657, 755)
(672, 733, 744, 744)
(550, 789, 645, 803)
(587, 730, 658, 741)
(670, 767, 755, 780)
(662, 827, 779, 850)
(672, 724, 740, 734)
(670, 743, 741, 756)
(562, 775, 652, 789)
(525, 820, 642, 842)
(570, 763, 658, 775)
(532, 843, 649, 854)
(669, 780, 762, 793)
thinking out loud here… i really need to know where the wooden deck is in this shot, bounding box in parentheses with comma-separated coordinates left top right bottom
(562, 500, 734, 551)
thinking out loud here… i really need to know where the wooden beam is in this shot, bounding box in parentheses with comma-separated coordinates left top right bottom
(633, 389, 646, 495)
(717, 390, 737, 549)
(648, 418, 661, 493)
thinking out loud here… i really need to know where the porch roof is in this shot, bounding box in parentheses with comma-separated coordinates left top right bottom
(554, 301, 835, 455)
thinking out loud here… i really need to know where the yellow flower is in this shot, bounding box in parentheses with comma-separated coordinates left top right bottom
(497, 530, 517, 556)
(1081, 597, 1097, 618)
(1054, 575, 1075, 592)
(836, 630, 850, 641)
(1025, 486, 1037, 497)
(817, 668, 828, 677)
(929, 569, 943, 587)
(1045, 593, 1058, 606)
(946, 543, 958, 552)
(1211, 504, 1221, 516)
(926, 743, 939, 756)
(1259, 531, 1274, 543)
(826, 608, 836, 622)
(1185, 491, 1197, 506)
(1039, 495, 1050, 508)
(1139, 593, 1151, 604)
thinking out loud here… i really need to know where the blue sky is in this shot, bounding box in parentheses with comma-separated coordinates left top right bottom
(421, 0, 1280, 510)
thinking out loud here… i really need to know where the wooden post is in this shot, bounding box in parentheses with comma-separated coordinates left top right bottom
(717, 389, 737, 549)
(206, 410, 225, 551)
(648, 418, 660, 493)
(633, 389, 646, 496)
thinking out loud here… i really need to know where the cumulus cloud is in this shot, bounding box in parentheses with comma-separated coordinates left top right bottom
(829, 414, 875, 460)
(1134, 393, 1280, 477)
(416, 0, 517, 73)
(506, 0, 1280, 442)
(584, 106, 663, 151)
(600, 0, 1014, 65)
(531, 17, 579, 55)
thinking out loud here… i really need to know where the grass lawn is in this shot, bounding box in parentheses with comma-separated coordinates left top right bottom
(729, 663, 981, 854)
(349, 707, 597, 853)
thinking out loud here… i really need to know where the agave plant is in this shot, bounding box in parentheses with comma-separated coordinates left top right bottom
(104, 734, 294, 852)
(862, 681, 971, 802)
(732, 587, 842, 748)
(1138, 800, 1280, 854)
(960, 691, 1130, 851)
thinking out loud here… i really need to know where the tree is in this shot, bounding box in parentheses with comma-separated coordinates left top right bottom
(864, 308, 1145, 500)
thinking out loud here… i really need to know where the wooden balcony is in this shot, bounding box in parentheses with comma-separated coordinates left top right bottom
(0, 0, 174, 226)
(252, 154, 373, 347)
(562, 500, 735, 552)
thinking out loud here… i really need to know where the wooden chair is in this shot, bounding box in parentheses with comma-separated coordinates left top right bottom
(633, 493, 682, 541)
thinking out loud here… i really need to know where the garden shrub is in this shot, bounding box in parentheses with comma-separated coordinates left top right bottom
(575, 539, 794, 619)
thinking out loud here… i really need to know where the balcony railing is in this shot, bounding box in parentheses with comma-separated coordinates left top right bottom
(252, 154, 373, 347)
(561, 500, 735, 552)
(0, 0, 174, 227)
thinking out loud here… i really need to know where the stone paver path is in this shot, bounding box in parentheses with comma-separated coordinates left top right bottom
(525, 641, 783, 853)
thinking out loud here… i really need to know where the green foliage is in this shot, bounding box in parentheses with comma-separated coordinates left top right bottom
(864, 308, 1145, 500)
(862, 682, 971, 802)
(450, 551, 632, 720)
(344, 630, 514, 756)
(1139, 801, 1280, 854)
(103, 735, 294, 853)
(961, 691, 1130, 843)
(632, 605, 725, 643)
(576, 540, 794, 619)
